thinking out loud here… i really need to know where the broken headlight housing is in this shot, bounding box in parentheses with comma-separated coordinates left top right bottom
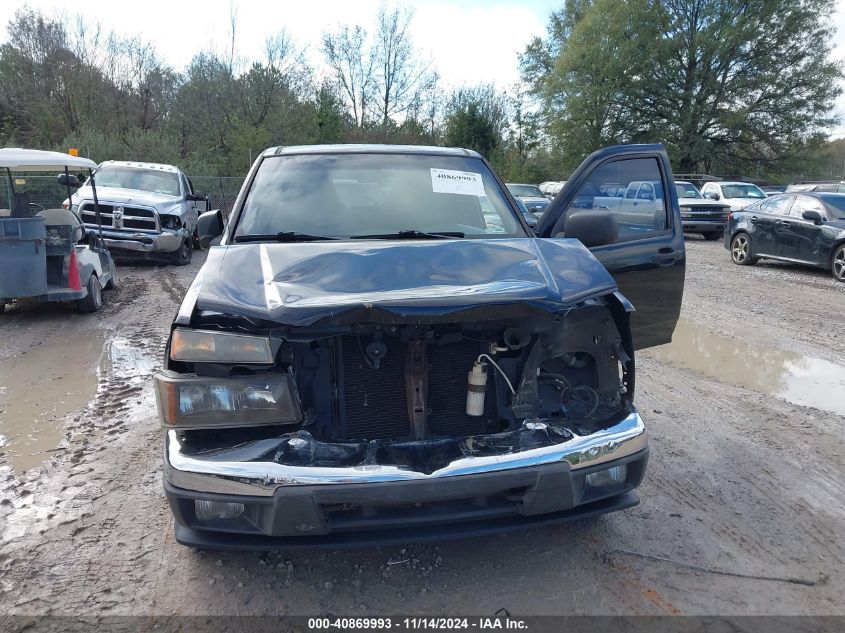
(154, 370, 302, 429)
(170, 329, 273, 364)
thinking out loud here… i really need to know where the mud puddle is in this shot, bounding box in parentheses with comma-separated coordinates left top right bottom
(646, 317, 845, 416)
(0, 324, 161, 474)
(0, 320, 105, 473)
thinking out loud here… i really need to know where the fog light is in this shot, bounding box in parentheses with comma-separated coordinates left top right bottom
(195, 500, 244, 521)
(586, 464, 627, 487)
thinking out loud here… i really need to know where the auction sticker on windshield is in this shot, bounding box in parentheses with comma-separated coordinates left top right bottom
(430, 168, 485, 196)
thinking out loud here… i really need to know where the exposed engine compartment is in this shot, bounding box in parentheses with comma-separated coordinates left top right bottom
(171, 297, 634, 474)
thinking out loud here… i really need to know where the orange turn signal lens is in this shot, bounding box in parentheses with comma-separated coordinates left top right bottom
(170, 329, 273, 364)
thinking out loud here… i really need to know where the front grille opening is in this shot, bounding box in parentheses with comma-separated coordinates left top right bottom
(337, 336, 498, 441)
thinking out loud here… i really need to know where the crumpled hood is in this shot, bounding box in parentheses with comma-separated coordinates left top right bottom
(72, 186, 183, 214)
(192, 238, 618, 326)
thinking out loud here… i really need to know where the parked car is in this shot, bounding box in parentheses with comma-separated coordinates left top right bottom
(785, 181, 845, 193)
(700, 181, 767, 210)
(156, 143, 684, 549)
(761, 185, 786, 196)
(725, 192, 845, 281)
(0, 148, 117, 313)
(675, 180, 731, 240)
(506, 183, 550, 216)
(64, 161, 209, 265)
(539, 180, 566, 199)
(514, 197, 539, 230)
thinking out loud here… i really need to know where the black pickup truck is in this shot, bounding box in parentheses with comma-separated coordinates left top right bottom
(154, 143, 685, 549)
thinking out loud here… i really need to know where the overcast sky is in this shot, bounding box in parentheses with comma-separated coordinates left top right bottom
(3, 0, 845, 136)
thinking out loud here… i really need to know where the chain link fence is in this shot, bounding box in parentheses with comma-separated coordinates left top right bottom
(1, 175, 245, 214)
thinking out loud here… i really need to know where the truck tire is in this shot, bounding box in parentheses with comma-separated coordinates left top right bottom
(77, 275, 103, 313)
(702, 231, 722, 241)
(173, 239, 192, 266)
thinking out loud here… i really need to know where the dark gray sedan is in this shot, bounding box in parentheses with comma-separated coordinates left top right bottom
(725, 192, 845, 281)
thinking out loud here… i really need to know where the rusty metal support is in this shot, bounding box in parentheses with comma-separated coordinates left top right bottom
(405, 341, 428, 440)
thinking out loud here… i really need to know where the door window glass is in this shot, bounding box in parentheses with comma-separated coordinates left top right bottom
(790, 196, 824, 219)
(761, 196, 792, 215)
(566, 158, 667, 242)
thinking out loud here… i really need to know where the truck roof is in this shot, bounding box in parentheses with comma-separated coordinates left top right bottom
(263, 144, 481, 158)
(99, 160, 180, 173)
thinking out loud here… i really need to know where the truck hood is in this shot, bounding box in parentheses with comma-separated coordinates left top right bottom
(722, 197, 762, 209)
(191, 238, 618, 326)
(72, 186, 182, 213)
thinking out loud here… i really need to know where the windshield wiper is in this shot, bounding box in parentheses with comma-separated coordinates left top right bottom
(350, 229, 465, 240)
(234, 231, 342, 243)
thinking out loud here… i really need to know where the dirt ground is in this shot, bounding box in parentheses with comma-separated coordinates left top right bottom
(0, 238, 843, 617)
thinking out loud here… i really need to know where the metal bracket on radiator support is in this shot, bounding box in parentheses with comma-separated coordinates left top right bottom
(405, 340, 428, 440)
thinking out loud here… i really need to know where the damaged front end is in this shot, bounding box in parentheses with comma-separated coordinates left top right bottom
(157, 291, 648, 546)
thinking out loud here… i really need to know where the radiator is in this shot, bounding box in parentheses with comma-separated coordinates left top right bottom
(338, 337, 496, 441)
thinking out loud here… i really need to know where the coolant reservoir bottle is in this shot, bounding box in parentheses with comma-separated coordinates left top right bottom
(466, 361, 488, 416)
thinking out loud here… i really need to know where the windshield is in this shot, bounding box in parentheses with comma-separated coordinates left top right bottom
(235, 153, 524, 239)
(819, 195, 845, 219)
(90, 167, 180, 196)
(675, 182, 701, 198)
(721, 184, 766, 199)
(507, 184, 543, 198)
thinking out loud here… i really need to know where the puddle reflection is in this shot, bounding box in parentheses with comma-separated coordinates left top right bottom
(0, 321, 104, 473)
(647, 318, 845, 417)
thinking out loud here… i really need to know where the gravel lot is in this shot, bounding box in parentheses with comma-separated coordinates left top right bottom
(1, 238, 843, 617)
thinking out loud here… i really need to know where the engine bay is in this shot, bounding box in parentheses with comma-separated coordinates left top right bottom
(171, 298, 635, 472)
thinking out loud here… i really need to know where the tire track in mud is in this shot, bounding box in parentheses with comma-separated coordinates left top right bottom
(60, 269, 187, 612)
(634, 355, 843, 607)
(0, 261, 194, 614)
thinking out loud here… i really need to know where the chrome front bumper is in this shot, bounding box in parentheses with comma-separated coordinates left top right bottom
(164, 411, 647, 497)
(96, 228, 185, 253)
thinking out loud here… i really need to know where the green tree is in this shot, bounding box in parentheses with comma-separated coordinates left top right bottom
(443, 85, 508, 161)
(523, 0, 844, 174)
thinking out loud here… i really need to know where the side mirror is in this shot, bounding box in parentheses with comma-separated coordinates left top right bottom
(558, 210, 619, 248)
(197, 209, 225, 248)
(57, 173, 83, 188)
(802, 210, 824, 224)
(188, 192, 210, 213)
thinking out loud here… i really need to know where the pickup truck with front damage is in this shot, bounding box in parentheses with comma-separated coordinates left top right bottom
(155, 144, 685, 549)
(65, 161, 209, 265)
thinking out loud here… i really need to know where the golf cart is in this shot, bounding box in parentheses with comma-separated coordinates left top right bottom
(0, 148, 116, 313)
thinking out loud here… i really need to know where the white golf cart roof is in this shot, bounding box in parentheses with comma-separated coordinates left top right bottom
(0, 148, 97, 172)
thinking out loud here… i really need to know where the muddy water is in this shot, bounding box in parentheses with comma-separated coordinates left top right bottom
(647, 317, 845, 416)
(0, 318, 105, 473)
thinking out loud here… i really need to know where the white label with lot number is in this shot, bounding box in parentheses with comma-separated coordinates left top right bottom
(430, 168, 486, 196)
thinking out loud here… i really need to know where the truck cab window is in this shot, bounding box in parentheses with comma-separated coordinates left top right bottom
(567, 157, 668, 242)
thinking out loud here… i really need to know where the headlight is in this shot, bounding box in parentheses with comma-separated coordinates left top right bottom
(170, 329, 273, 364)
(154, 370, 302, 429)
(679, 205, 691, 212)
